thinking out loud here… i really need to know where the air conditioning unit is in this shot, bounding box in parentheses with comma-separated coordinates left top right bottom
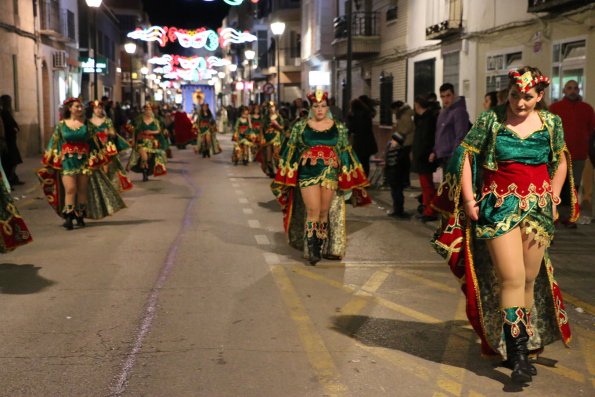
(52, 51, 67, 69)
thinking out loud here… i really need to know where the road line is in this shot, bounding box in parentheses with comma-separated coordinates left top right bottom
(539, 361, 586, 383)
(394, 269, 458, 294)
(231, 183, 239, 188)
(562, 293, 595, 316)
(248, 219, 261, 229)
(270, 265, 350, 396)
(238, 198, 248, 204)
(243, 208, 254, 214)
(263, 252, 279, 265)
(254, 234, 270, 245)
(235, 190, 245, 195)
(110, 164, 198, 396)
(338, 270, 390, 317)
(575, 327, 595, 388)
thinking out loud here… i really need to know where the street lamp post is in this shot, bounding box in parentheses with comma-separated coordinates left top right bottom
(124, 42, 137, 108)
(140, 66, 149, 106)
(85, 0, 103, 100)
(270, 21, 285, 105)
(244, 49, 255, 103)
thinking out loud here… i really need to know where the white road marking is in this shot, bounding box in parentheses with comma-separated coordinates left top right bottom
(248, 219, 261, 229)
(239, 198, 248, 204)
(235, 190, 245, 195)
(263, 252, 279, 265)
(255, 235, 270, 245)
(243, 208, 254, 214)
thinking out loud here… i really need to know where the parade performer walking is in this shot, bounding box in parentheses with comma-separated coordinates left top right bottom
(39, 98, 125, 229)
(272, 89, 371, 265)
(431, 67, 577, 384)
(88, 101, 133, 192)
(127, 103, 168, 181)
(232, 106, 254, 166)
(259, 101, 284, 178)
(194, 103, 221, 158)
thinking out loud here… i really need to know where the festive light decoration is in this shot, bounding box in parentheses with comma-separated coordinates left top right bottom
(127, 26, 256, 50)
(148, 55, 231, 72)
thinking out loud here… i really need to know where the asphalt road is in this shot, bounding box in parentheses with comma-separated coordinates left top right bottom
(1, 141, 593, 397)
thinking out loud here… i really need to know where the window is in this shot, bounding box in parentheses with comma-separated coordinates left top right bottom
(386, 6, 398, 23)
(485, 50, 522, 93)
(12, 55, 19, 111)
(442, 52, 460, 94)
(257, 30, 268, 69)
(289, 31, 301, 59)
(67, 10, 75, 40)
(551, 39, 586, 102)
(414, 58, 436, 99)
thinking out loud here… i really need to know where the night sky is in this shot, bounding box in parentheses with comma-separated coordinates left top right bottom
(141, 0, 231, 30)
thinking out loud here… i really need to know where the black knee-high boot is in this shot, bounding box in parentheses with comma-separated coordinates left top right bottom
(502, 307, 533, 384)
(305, 221, 320, 265)
(317, 221, 328, 259)
(75, 203, 87, 227)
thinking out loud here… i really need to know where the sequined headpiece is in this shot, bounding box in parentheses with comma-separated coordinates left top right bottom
(63, 97, 81, 107)
(90, 100, 103, 108)
(307, 88, 329, 104)
(509, 70, 550, 93)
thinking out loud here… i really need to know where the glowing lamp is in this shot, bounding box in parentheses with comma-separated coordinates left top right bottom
(140, 67, 149, 75)
(218, 71, 226, 78)
(244, 49, 256, 61)
(124, 42, 136, 54)
(235, 81, 244, 91)
(85, 0, 102, 7)
(229, 64, 238, 72)
(270, 21, 286, 36)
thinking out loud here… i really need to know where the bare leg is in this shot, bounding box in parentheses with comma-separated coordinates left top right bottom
(521, 231, 546, 310)
(486, 227, 525, 308)
(300, 185, 321, 222)
(319, 187, 335, 223)
(61, 175, 77, 211)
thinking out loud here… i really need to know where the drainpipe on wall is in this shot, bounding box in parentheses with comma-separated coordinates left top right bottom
(33, 0, 43, 153)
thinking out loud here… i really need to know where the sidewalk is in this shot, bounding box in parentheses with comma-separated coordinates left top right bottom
(8, 155, 44, 207)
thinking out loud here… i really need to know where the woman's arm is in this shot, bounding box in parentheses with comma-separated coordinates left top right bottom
(461, 154, 479, 221)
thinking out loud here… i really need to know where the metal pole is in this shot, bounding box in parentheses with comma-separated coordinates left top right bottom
(93, 8, 98, 100)
(276, 37, 281, 105)
(129, 54, 134, 109)
(345, 0, 353, 116)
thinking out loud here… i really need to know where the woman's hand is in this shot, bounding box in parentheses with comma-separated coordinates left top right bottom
(463, 199, 479, 221)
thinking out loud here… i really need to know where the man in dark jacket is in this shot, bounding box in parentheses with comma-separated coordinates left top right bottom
(0, 95, 23, 186)
(429, 83, 470, 167)
(348, 97, 378, 176)
(411, 95, 438, 222)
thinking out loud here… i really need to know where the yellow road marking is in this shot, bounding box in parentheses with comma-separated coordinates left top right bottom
(394, 269, 458, 294)
(576, 327, 595, 388)
(270, 265, 350, 397)
(539, 362, 586, 383)
(563, 292, 595, 316)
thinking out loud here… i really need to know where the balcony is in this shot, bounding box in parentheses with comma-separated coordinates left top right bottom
(331, 11, 380, 60)
(39, 0, 76, 42)
(425, 0, 463, 40)
(527, 0, 594, 13)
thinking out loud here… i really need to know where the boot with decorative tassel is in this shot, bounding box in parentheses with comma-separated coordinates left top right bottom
(502, 307, 533, 384)
(305, 221, 320, 265)
(62, 204, 75, 230)
(503, 307, 538, 376)
(75, 203, 87, 228)
(317, 221, 328, 259)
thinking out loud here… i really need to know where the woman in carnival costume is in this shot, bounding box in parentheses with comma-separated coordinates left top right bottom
(249, 103, 263, 160)
(127, 103, 168, 181)
(259, 101, 284, 178)
(88, 101, 133, 192)
(194, 103, 221, 158)
(39, 98, 125, 229)
(0, 118, 32, 250)
(272, 89, 371, 265)
(232, 106, 254, 166)
(431, 67, 577, 384)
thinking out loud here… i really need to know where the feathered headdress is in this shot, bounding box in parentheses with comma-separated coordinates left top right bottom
(509, 70, 550, 93)
(307, 88, 329, 104)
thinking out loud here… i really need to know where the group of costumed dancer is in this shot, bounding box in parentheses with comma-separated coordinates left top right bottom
(232, 102, 284, 177)
(1, 67, 577, 387)
(193, 103, 222, 158)
(432, 66, 577, 384)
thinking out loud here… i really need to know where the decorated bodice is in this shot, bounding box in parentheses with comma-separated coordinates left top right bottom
(62, 122, 90, 143)
(251, 114, 262, 129)
(141, 119, 159, 132)
(237, 118, 251, 135)
(91, 119, 111, 144)
(495, 127, 550, 165)
(302, 123, 339, 148)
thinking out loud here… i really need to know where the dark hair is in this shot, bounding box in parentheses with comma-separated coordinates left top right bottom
(439, 83, 455, 94)
(62, 100, 81, 119)
(391, 100, 404, 110)
(414, 95, 430, 109)
(485, 91, 498, 109)
(427, 93, 438, 102)
(0, 95, 12, 112)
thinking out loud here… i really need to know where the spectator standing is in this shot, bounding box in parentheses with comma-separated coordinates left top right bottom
(549, 80, 595, 225)
(391, 100, 415, 186)
(484, 91, 499, 111)
(385, 132, 410, 218)
(0, 95, 24, 186)
(348, 97, 378, 176)
(411, 95, 438, 222)
(430, 83, 470, 167)
(328, 97, 343, 123)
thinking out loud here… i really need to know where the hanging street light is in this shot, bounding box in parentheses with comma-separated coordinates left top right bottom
(124, 42, 137, 108)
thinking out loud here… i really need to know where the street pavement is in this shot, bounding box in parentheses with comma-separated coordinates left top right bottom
(0, 141, 593, 397)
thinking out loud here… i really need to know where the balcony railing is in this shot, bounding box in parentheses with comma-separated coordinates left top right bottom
(39, 0, 76, 42)
(333, 11, 379, 40)
(425, 0, 463, 40)
(527, 0, 594, 13)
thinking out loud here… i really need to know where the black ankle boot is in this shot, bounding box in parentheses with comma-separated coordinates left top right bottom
(306, 235, 320, 265)
(142, 168, 149, 182)
(502, 307, 533, 384)
(62, 212, 74, 230)
(75, 204, 86, 228)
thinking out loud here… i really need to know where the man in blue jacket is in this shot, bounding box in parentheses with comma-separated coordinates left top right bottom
(429, 83, 470, 167)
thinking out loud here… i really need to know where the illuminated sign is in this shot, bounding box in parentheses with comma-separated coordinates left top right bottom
(79, 57, 107, 74)
(127, 26, 256, 50)
(148, 55, 231, 71)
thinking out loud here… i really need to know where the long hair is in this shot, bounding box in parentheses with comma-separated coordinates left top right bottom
(0, 95, 13, 115)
